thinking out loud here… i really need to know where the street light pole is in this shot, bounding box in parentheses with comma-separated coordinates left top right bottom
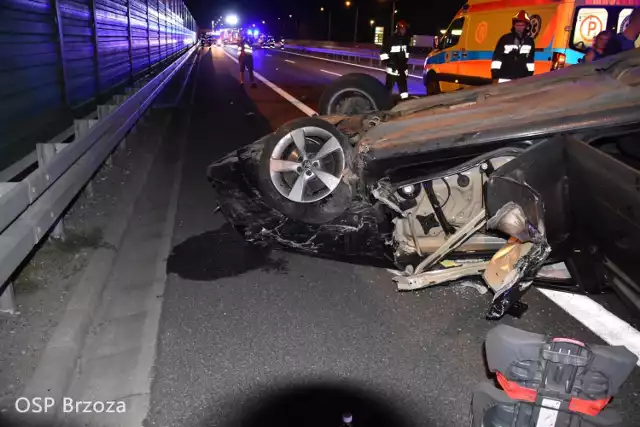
(354, 6, 359, 42)
(390, 0, 396, 36)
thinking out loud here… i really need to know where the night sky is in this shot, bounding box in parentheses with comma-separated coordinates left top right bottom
(184, 0, 466, 41)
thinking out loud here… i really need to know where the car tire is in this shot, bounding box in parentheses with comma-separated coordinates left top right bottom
(426, 72, 441, 95)
(258, 117, 354, 225)
(318, 73, 393, 116)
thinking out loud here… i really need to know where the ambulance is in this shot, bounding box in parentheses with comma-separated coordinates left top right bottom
(423, 0, 640, 94)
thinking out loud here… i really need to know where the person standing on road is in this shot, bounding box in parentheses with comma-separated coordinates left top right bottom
(491, 11, 536, 83)
(603, 7, 640, 57)
(238, 37, 257, 88)
(380, 20, 410, 100)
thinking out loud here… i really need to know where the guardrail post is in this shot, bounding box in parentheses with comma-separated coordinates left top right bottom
(113, 94, 130, 104)
(73, 119, 99, 197)
(74, 119, 98, 139)
(0, 283, 17, 315)
(0, 175, 21, 312)
(36, 143, 67, 240)
(97, 104, 118, 120)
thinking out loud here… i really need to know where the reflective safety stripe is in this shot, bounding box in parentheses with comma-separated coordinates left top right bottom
(520, 45, 532, 54)
(498, 78, 511, 83)
(380, 53, 390, 60)
(527, 63, 535, 72)
(504, 44, 519, 54)
(404, 69, 408, 75)
(405, 52, 410, 58)
(386, 67, 399, 75)
(491, 60, 502, 69)
(390, 45, 408, 53)
(400, 92, 409, 99)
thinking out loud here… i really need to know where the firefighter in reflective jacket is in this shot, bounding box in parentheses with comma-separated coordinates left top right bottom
(491, 11, 535, 83)
(380, 20, 410, 99)
(238, 37, 257, 88)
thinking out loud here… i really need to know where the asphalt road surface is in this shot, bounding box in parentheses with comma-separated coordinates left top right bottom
(146, 46, 640, 427)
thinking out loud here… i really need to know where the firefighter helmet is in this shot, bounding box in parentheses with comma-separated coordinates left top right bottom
(396, 20, 408, 30)
(512, 10, 530, 24)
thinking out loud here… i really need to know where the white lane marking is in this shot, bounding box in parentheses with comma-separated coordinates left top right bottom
(222, 49, 317, 117)
(321, 69, 342, 77)
(266, 54, 273, 57)
(279, 49, 422, 79)
(226, 46, 640, 357)
(538, 289, 640, 366)
(285, 59, 296, 64)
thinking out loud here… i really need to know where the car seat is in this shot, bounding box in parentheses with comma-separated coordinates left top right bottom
(471, 325, 637, 427)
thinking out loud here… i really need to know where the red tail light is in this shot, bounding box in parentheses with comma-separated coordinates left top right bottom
(551, 52, 566, 71)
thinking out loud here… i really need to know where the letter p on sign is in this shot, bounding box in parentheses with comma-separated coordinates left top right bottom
(581, 15, 603, 41)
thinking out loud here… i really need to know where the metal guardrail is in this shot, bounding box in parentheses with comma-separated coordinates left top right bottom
(0, 0, 197, 172)
(0, 44, 198, 312)
(283, 43, 426, 75)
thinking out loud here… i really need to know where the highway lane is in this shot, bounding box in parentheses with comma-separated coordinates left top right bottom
(278, 48, 426, 79)
(221, 45, 426, 112)
(146, 47, 640, 427)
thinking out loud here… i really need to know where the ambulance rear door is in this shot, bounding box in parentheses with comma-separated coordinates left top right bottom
(433, 15, 468, 92)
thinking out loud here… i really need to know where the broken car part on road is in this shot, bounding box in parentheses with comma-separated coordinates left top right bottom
(208, 49, 640, 319)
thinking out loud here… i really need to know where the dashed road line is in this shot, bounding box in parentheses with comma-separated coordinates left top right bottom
(222, 48, 317, 117)
(321, 69, 342, 77)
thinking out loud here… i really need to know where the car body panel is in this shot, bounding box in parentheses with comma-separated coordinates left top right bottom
(362, 50, 640, 165)
(485, 134, 640, 312)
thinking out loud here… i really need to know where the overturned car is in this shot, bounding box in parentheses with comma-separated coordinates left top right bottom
(208, 49, 640, 319)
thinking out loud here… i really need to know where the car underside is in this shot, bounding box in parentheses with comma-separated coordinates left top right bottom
(208, 49, 640, 318)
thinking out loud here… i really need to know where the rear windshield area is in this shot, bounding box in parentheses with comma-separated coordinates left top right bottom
(571, 6, 640, 51)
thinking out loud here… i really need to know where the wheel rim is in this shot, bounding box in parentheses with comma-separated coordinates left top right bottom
(327, 88, 377, 115)
(270, 126, 345, 203)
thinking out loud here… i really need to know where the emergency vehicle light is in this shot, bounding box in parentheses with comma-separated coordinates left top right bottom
(551, 52, 566, 70)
